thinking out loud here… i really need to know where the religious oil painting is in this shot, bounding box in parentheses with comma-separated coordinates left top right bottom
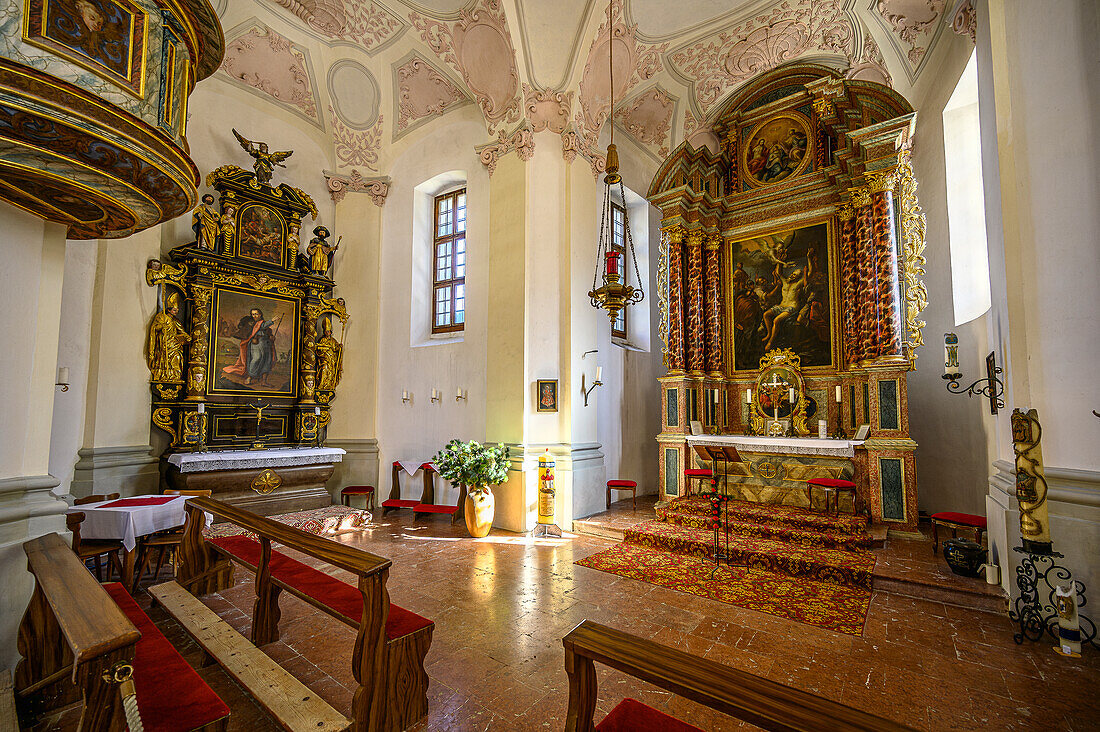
(210, 288, 298, 396)
(24, 0, 148, 95)
(742, 112, 812, 188)
(729, 222, 834, 372)
(236, 203, 286, 266)
(536, 379, 558, 413)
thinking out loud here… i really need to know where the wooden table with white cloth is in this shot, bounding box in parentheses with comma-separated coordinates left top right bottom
(66, 495, 211, 590)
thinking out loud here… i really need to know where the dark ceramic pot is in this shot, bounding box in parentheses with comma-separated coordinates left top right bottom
(942, 538, 987, 578)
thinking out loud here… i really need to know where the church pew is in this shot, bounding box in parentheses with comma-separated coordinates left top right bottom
(15, 532, 229, 732)
(563, 620, 914, 732)
(175, 497, 432, 732)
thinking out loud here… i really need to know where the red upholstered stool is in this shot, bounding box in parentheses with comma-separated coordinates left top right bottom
(606, 480, 638, 510)
(341, 485, 375, 509)
(683, 468, 714, 497)
(931, 512, 987, 555)
(806, 478, 859, 515)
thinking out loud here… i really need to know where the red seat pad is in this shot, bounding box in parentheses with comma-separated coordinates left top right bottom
(931, 511, 987, 528)
(413, 504, 458, 514)
(209, 536, 432, 640)
(683, 469, 713, 477)
(341, 485, 375, 494)
(596, 698, 704, 732)
(419, 463, 434, 471)
(806, 478, 857, 488)
(382, 499, 419, 508)
(103, 583, 230, 732)
(607, 480, 637, 488)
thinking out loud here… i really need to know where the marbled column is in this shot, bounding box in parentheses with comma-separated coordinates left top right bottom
(849, 186, 875, 365)
(685, 230, 706, 374)
(838, 203, 861, 365)
(665, 226, 685, 373)
(703, 234, 723, 375)
(868, 176, 904, 361)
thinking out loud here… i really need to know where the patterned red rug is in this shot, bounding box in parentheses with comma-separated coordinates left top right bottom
(576, 542, 871, 636)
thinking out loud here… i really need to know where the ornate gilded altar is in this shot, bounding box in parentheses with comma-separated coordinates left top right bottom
(145, 140, 349, 514)
(650, 64, 925, 533)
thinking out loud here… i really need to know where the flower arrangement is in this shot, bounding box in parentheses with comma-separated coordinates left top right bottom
(432, 439, 510, 491)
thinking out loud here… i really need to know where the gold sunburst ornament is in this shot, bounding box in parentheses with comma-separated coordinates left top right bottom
(588, 2, 644, 325)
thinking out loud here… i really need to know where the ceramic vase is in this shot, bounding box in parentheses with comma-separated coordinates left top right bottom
(465, 487, 494, 538)
(942, 538, 987, 578)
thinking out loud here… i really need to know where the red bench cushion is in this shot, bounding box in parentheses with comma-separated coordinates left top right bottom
(209, 536, 432, 641)
(931, 512, 987, 528)
(341, 485, 374, 495)
(597, 698, 704, 732)
(103, 583, 230, 732)
(807, 478, 857, 488)
(413, 504, 458, 514)
(683, 469, 713, 477)
(607, 480, 637, 488)
(382, 499, 419, 509)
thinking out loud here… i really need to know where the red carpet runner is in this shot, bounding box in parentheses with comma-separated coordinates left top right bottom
(576, 495, 876, 636)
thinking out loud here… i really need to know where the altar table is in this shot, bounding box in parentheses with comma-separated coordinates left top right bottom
(685, 435, 864, 458)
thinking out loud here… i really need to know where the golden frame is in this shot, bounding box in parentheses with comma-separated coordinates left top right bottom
(23, 0, 150, 98)
(740, 111, 814, 189)
(207, 286, 300, 397)
(723, 216, 840, 375)
(536, 379, 558, 413)
(235, 202, 287, 268)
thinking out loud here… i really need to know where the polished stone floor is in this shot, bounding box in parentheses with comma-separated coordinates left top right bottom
(39, 498, 1100, 731)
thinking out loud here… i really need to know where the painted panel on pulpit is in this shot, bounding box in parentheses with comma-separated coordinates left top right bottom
(728, 221, 835, 372)
(209, 288, 299, 396)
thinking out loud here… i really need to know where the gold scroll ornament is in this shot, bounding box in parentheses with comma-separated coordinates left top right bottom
(251, 469, 282, 495)
(1011, 408, 1053, 554)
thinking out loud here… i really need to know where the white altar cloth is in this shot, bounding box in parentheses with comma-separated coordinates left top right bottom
(168, 447, 346, 473)
(685, 434, 864, 458)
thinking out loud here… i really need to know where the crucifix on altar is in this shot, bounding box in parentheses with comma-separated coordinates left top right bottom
(758, 372, 792, 437)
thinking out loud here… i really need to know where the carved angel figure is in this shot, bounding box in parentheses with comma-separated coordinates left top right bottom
(232, 129, 293, 185)
(146, 291, 190, 382)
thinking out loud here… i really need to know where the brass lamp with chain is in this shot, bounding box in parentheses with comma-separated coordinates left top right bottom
(588, 16, 644, 324)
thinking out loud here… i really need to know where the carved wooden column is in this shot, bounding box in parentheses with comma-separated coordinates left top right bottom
(866, 170, 904, 362)
(838, 202, 861, 365)
(684, 230, 705, 374)
(664, 225, 685, 373)
(703, 233, 723, 376)
(186, 281, 212, 399)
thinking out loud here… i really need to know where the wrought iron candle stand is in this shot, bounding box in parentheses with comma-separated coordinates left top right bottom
(1008, 546, 1098, 649)
(942, 345, 1005, 415)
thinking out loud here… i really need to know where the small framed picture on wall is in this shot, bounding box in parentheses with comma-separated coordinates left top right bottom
(536, 379, 558, 412)
(854, 423, 871, 441)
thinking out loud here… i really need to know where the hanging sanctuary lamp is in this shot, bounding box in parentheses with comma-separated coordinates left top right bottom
(588, 18, 644, 324)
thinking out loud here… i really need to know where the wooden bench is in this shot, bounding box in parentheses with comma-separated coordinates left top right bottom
(174, 496, 433, 732)
(564, 620, 914, 732)
(15, 532, 229, 732)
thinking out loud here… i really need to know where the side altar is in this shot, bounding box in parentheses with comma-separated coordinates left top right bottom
(144, 132, 350, 515)
(648, 65, 925, 533)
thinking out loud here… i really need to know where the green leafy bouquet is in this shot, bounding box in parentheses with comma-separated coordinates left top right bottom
(432, 439, 510, 491)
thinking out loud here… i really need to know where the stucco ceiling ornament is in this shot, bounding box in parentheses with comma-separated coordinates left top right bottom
(396, 54, 466, 132)
(561, 129, 581, 163)
(324, 169, 390, 205)
(265, 0, 403, 52)
(846, 34, 893, 87)
(476, 125, 536, 176)
(575, 0, 668, 151)
(524, 84, 574, 134)
(221, 24, 319, 120)
(670, 0, 873, 116)
(615, 86, 674, 159)
(408, 0, 522, 135)
(876, 0, 946, 68)
(330, 106, 383, 170)
(951, 0, 976, 44)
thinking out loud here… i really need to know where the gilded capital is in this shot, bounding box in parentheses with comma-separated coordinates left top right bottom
(812, 98, 835, 117)
(663, 224, 684, 246)
(846, 185, 871, 209)
(703, 233, 722, 250)
(686, 230, 704, 248)
(836, 202, 855, 221)
(865, 169, 900, 194)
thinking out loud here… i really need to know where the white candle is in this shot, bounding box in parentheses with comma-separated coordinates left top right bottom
(58, 367, 69, 384)
(835, 385, 842, 403)
(402, 390, 409, 400)
(315, 406, 320, 416)
(596, 366, 602, 382)
(197, 402, 204, 413)
(713, 389, 719, 404)
(818, 420, 827, 438)
(788, 387, 795, 403)
(457, 387, 463, 398)
(746, 388, 752, 404)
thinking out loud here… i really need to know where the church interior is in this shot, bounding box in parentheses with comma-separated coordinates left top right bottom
(1, 0, 1098, 729)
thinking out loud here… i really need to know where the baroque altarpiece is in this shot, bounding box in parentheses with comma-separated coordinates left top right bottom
(649, 65, 927, 533)
(144, 147, 349, 509)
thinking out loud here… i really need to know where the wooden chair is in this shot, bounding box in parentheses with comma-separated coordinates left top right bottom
(134, 490, 212, 588)
(66, 511, 124, 582)
(606, 480, 638, 510)
(73, 492, 121, 506)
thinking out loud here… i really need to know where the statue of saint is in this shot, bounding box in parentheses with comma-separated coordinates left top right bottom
(146, 291, 190, 382)
(192, 193, 218, 250)
(315, 319, 343, 391)
(232, 129, 293, 185)
(307, 226, 340, 277)
(219, 204, 236, 252)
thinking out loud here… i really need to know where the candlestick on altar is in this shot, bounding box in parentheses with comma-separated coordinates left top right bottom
(835, 385, 842, 403)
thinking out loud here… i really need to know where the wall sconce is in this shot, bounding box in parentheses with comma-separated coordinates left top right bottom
(430, 388, 442, 403)
(581, 366, 602, 407)
(402, 390, 411, 404)
(56, 366, 70, 392)
(942, 332, 1004, 414)
(455, 388, 467, 402)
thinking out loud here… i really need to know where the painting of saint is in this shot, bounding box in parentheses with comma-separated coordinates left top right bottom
(211, 290, 297, 395)
(729, 222, 833, 371)
(536, 380, 558, 412)
(27, 0, 146, 94)
(236, 204, 285, 265)
(742, 114, 811, 188)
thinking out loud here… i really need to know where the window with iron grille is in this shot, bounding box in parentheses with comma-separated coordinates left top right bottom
(611, 201, 627, 339)
(432, 189, 466, 334)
